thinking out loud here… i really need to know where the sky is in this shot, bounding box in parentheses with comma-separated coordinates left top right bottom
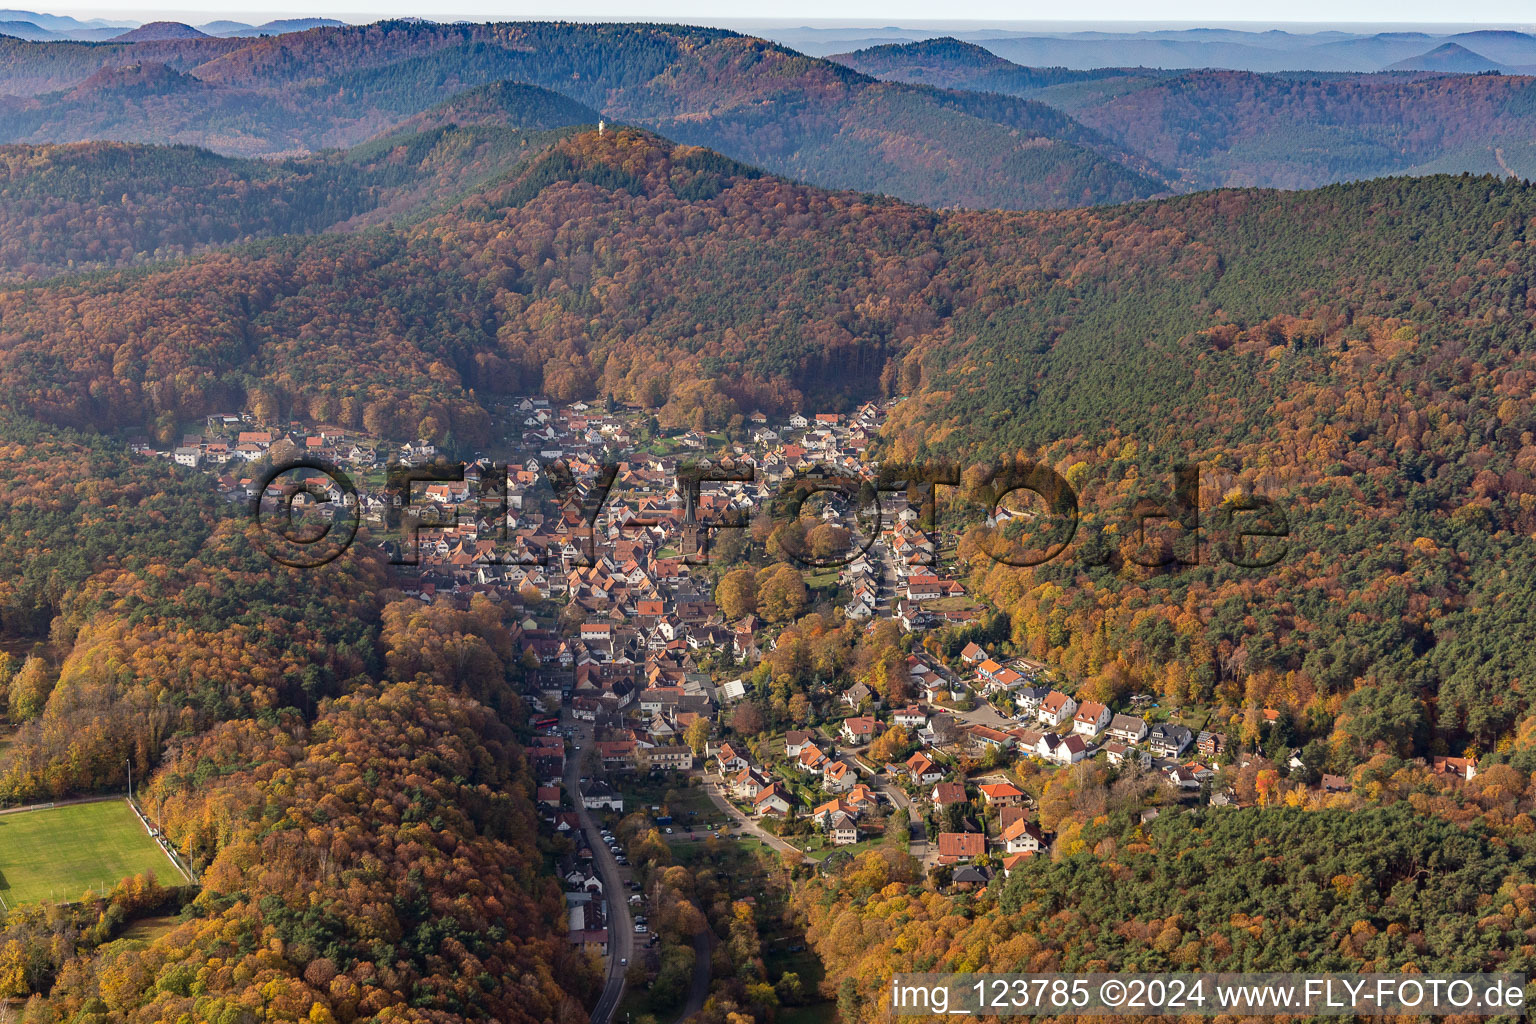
(32, 2, 1536, 27)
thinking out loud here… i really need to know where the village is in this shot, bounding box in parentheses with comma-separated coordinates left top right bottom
(133, 396, 1485, 966)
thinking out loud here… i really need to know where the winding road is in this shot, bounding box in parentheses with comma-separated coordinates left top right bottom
(563, 713, 633, 1024)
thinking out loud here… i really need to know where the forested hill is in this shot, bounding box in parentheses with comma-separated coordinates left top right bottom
(0, 20, 1163, 209)
(5, 129, 1536, 762)
(0, 418, 597, 1022)
(0, 91, 595, 280)
(885, 174, 1536, 757)
(798, 804, 1536, 1023)
(833, 37, 1141, 95)
(833, 37, 1536, 188)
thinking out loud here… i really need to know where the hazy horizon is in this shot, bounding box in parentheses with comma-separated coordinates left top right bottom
(20, 8, 1536, 30)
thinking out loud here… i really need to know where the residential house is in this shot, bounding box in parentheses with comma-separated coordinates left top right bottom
(968, 725, 1012, 752)
(1197, 731, 1227, 758)
(978, 781, 1025, 808)
(1038, 690, 1078, 727)
(1148, 724, 1194, 758)
(1001, 852, 1034, 877)
(1432, 756, 1478, 781)
(716, 743, 748, 773)
(797, 745, 830, 774)
(753, 784, 793, 816)
(822, 760, 855, 792)
(596, 740, 636, 771)
(812, 798, 859, 842)
(907, 751, 945, 786)
(730, 766, 773, 800)
(951, 865, 990, 889)
(1104, 741, 1151, 769)
(785, 730, 815, 758)
(1072, 701, 1111, 737)
(1108, 714, 1149, 744)
(936, 832, 986, 864)
(1056, 734, 1088, 764)
(1001, 817, 1046, 855)
(842, 682, 879, 710)
(841, 716, 879, 746)
(1320, 773, 1352, 793)
(1165, 764, 1203, 790)
(643, 746, 693, 772)
(930, 781, 967, 808)
(582, 780, 624, 812)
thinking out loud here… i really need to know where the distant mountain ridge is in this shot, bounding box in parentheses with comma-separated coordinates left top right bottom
(833, 37, 1536, 188)
(200, 18, 347, 37)
(775, 22, 1536, 72)
(1384, 42, 1510, 73)
(0, 20, 1165, 210)
(110, 21, 208, 41)
(5, 16, 1536, 206)
(0, 8, 129, 30)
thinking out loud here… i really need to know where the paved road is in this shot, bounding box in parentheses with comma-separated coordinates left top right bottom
(674, 925, 714, 1023)
(872, 773, 933, 865)
(702, 779, 799, 856)
(563, 714, 633, 1024)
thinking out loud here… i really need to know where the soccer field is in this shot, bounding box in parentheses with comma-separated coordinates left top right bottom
(0, 800, 184, 907)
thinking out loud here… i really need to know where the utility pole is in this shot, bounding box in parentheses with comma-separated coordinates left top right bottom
(126, 758, 132, 803)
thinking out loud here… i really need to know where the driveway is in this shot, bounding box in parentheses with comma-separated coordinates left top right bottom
(873, 774, 933, 866)
(945, 698, 1015, 732)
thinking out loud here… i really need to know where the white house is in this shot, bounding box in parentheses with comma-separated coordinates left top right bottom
(1054, 734, 1088, 765)
(1072, 701, 1111, 737)
(822, 760, 856, 792)
(1038, 691, 1078, 726)
(1002, 817, 1046, 855)
(906, 751, 944, 786)
(581, 781, 624, 812)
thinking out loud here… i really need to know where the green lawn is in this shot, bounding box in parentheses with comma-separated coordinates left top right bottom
(619, 775, 727, 829)
(799, 836, 887, 862)
(0, 800, 183, 906)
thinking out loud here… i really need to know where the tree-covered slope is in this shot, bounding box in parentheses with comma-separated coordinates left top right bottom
(0, 104, 589, 279)
(0, 420, 595, 1022)
(5, 130, 1536, 761)
(798, 801, 1536, 1022)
